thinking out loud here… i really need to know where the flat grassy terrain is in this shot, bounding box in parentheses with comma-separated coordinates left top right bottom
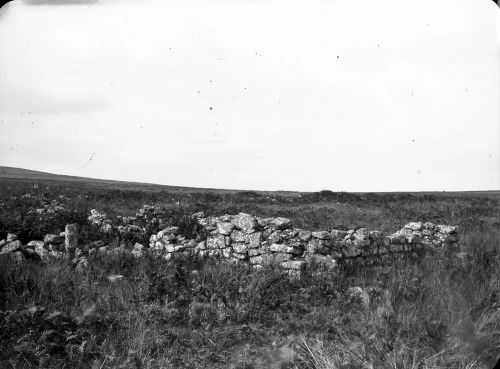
(0, 167, 499, 368)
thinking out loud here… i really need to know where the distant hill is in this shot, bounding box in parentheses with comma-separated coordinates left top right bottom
(0, 166, 297, 195)
(0, 166, 112, 183)
(0, 166, 217, 192)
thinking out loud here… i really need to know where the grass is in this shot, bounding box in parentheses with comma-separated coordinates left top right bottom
(0, 177, 499, 368)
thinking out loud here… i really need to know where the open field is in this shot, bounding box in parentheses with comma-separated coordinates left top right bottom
(0, 167, 499, 369)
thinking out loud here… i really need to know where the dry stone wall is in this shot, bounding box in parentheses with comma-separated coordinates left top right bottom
(149, 211, 459, 272)
(0, 206, 460, 274)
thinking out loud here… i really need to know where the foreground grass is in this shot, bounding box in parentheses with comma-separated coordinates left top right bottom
(0, 229, 499, 369)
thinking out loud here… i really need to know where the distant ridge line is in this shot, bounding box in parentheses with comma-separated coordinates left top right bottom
(0, 166, 498, 195)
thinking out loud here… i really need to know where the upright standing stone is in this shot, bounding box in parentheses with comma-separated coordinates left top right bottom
(65, 224, 78, 259)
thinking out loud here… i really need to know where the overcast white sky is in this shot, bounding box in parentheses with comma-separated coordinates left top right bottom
(0, 0, 499, 191)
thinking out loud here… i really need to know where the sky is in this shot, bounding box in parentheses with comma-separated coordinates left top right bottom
(0, 0, 499, 192)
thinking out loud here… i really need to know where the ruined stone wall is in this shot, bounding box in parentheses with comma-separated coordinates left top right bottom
(149, 212, 460, 272)
(1, 207, 459, 273)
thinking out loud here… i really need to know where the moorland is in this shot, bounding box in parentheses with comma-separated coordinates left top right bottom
(0, 166, 499, 369)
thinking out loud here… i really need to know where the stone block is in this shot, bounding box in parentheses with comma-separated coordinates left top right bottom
(312, 231, 331, 240)
(272, 217, 292, 230)
(205, 236, 217, 249)
(247, 232, 262, 248)
(298, 230, 312, 242)
(65, 224, 78, 259)
(222, 248, 232, 258)
(230, 230, 246, 243)
(217, 222, 234, 235)
(306, 239, 330, 254)
(423, 222, 436, 230)
(232, 213, 258, 231)
(270, 243, 288, 253)
(248, 248, 263, 257)
(331, 230, 348, 240)
(0, 240, 22, 254)
(405, 222, 422, 231)
(354, 228, 369, 239)
(232, 253, 248, 260)
(267, 231, 283, 244)
(232, 243, 248, 254)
